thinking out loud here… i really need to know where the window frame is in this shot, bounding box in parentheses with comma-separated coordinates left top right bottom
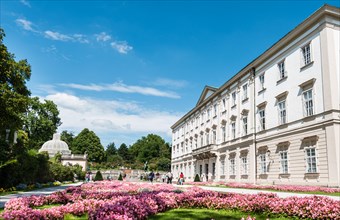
(259, 74, 265, 90)
(242, 84, 248, 100)
(241, 156, 249, 175)
(259, 108, 266, 131)
(231, 122, 236, 139)
(278, 60, 286, 79)
(278, 100, 287, 125)
(229, 158, 236, 175)
(259, 153, 267, 174)
(242, 116, 248, 135)
(305, 146, 317, 173)
(279, 151, 289, 174)
(301, 43, 312, 66)
(302, 88, 314, 117)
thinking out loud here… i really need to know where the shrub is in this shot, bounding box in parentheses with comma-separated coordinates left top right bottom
(118, 173, 123, 181)
(94, 171, 103, 181)
(194, 174, 201, 182)
(16, 183, 27, 190)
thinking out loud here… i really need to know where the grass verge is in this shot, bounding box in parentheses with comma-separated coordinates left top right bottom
(148, 208, 293, 220)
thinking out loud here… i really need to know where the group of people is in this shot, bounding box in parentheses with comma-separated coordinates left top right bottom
(149, 171, 185, 185)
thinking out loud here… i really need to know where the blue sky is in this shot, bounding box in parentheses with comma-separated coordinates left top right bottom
(1, 0, 339, 148)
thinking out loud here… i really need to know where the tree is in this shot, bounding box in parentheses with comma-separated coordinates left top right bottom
(71, 128, 105, 162)
(24, 97, 61, 150)
(117, 143, 130, 162)
(129, 134, 169, 164)
(60, 130, 74, 148)
(105, 142, 117, 158)
(94, 170, 103, 181)
(0, 28, 31, 160)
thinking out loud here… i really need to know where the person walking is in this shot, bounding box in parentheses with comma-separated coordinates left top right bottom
(148, 171, 155, 183)
(179, 172, 184, 185)
(166, 171, 173, 184)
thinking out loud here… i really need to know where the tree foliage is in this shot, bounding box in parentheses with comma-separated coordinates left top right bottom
(25, 97, 61, 150)
(60, 130, 74, 149)
(71, 128, 105, 162)
(0, 28, 31, 135)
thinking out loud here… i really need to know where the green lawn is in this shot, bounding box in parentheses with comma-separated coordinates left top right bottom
(148, 208, 293, 220)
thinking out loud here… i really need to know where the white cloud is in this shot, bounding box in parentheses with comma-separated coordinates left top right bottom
(44, 31, 89, 43)
(152, 78, 188, 88)
(95, 32, 111, 42)
(16, 18, 34, 31)
(60, 82, 181, 99)
(20, 0, 31, 8)
(110, 41, 133, 54)
(41, 92, 181, 145)
(73, 34, 89, 43)
(44, 31, 73, 41)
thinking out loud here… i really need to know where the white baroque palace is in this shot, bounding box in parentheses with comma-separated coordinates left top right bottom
(171, 5, 340, 187)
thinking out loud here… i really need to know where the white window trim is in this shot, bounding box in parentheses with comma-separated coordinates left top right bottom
(301, 42, 313, 67)
(302, 88, 314, 117)
(278, 100, 287, 125)
(259, 153, 267, 174)
(241, 156, 249, 175)
(305, 146, 318, 173)
(279, 151, 289, 174)
(278, 60, 287, 80)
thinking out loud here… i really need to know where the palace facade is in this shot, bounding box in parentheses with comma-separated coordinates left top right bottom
(171, 5, 340, 187)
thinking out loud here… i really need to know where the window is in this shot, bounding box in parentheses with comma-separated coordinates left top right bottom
(278, 100, 287, 124)
(199, 165, 203, 176)
(232, 92, 236, 106)
(213, 104, 217, 116)
(207, 108, 211, 120)
(212, 163, 216, 176)
(220, 159, 225, 175)
(222, 99, 226, 111)
(201, 112, 204, 124)
(212, 129, 217, 144)
(259, 108, 266, 130)
(242, 116, 248, 135)
(301, 43, 311, 66)
(229, 158, 236, 175)
(206, 131, 210, 145)
(259, 74, 265, 90)
(306, 147, 317, 173)
(200, 134, 203, 147)
(181, 142, 184, 153)
(241, 156, 248, 175)
(280, 151, 288, 174)
(221, 126, 226, 142)
(185, 142, 188, 153)
(259, 153, 267, 174)
(303, 89, 314, 117)
(278, 60, 286, 79)
(242, 84, 248, 100)
(231, 122, 236, 139)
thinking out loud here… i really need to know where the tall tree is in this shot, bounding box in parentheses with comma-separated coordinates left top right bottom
(60, 130, 74, 148)
(0, 28, 31, 140)
(71, 128, 105, 162)
(24, 97, 61, 149)
(106, 142, 117, 156)
(129, 134, 169, 164)
(117, 143, 131, 162)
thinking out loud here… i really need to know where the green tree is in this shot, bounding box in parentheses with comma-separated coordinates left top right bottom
(129, 134, 169, 164)
(106, 142, 117, 155)
(94, 170, 103, 181)
(24, 97, 61, 150)
(0, 28, 31, 160)
(71, 128, 105, 162)
(60, 130, 74, 148)
(118, 143, 131, 162)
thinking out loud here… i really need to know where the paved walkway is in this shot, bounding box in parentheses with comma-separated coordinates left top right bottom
(0, 182, 83, 209)
(177, 184, 340, 201)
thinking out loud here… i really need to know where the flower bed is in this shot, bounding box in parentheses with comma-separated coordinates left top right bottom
(1, 181, 339, 219)
(189, 181, 340, 194)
